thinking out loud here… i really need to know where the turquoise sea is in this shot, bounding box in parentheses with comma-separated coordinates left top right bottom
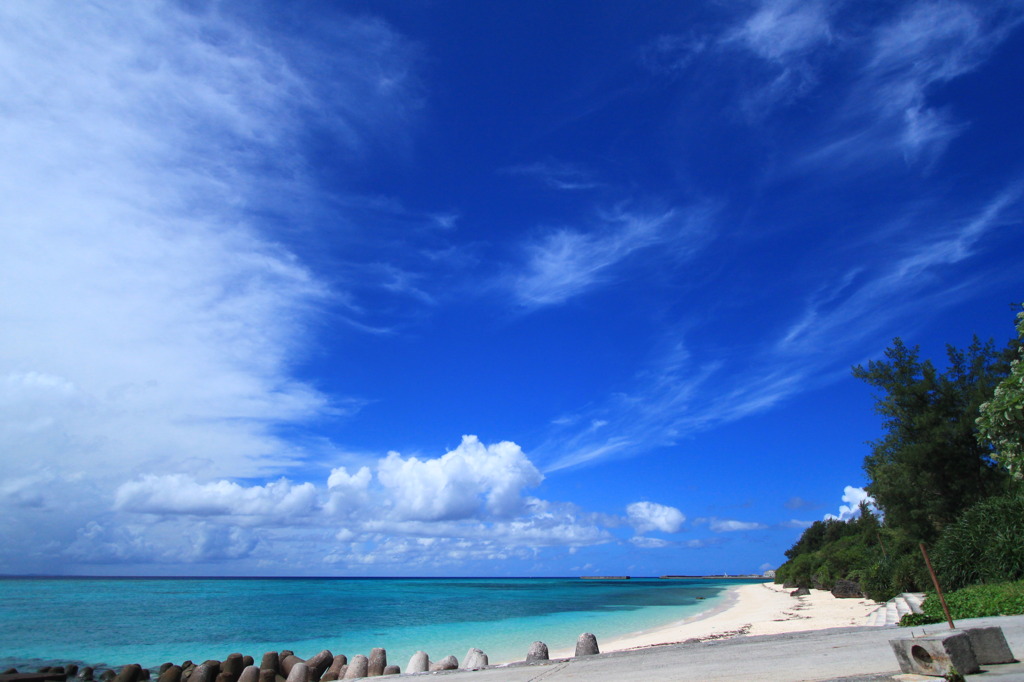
(0, 577, 758, 671)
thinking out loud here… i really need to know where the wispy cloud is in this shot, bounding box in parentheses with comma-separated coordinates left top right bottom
(504, 159, 603, 191)
(507, 205, 713, 309)
(694, 517, 769, 532)
(0, 1, 419, 571)
(659, 0, 1023, 164)
(801, 1, 1024, 167)
(778, 182, 1024, 355)
(720, 0, 834, 112)
(723, 0, 833, 63)
(540, 182, 1022, 472)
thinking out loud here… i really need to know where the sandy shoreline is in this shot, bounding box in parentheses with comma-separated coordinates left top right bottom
(548, 582, 880, 659)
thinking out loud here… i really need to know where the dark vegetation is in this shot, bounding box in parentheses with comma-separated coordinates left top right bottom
(775, 306, 1024, 613)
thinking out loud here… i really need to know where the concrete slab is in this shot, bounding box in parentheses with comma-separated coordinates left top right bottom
(889, 632, 979, 676)
(421, 614, 1024, 681)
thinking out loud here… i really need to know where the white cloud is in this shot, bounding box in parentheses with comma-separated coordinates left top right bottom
(800, 1, 1024, 166)
(826, 485, 876, 521)
(626, 501, 686, 534)
(114, 475, 319, 518)
(708, 518, 768, 532)
(325, 465, 374, 517)
(0, 1, 419, 573)
(725, 0, 832, 62)
(540, 180, 1023, 477)
(0, 1, 408, 485)
(377, 436, 544, 521)
(91, 436, 615, 571)
(630, 536, 671, 549)
(860, 1, 991, 162)
(508, 207, 710, 309)
(716, 0, 833, 111)
(779, 183, 1024, 356)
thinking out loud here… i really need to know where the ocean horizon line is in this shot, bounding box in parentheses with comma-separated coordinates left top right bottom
(0, 574, 768, 580)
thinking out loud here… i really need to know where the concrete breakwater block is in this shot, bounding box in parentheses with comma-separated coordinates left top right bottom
(113, 665, 142, 682)
(258, 654, 277, 674)
(341, 656, 366, 680)
(320, 655, 346, 682)
(221, 655, 243, 682)
(187, 664, 216, 682)
(461, 649, 488, 670)
(278, 657, 302, 679)
(367, 648, 387, 677)
(236, 668, 258, 682)
(157, 667, 181, 682)
(380, 666, 399, 676)
(405, 652, 429, 674)
(575, 633, 599, 657)
(283, 663, 308, 682)
(428, 656, 458, 671)
(304, 652, 332, 682)
(526, 641, 549, 661)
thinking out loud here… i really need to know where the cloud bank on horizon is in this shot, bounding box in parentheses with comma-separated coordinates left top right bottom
(1, 0, 1022, 576)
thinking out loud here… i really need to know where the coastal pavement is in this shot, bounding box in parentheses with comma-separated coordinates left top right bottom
(428, 615, 1024, 681)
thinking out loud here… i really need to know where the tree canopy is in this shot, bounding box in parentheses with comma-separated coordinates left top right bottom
(977, 305, 1024, 479)
(776, 312, 1023, 601)
(852, 336, 1012, 542)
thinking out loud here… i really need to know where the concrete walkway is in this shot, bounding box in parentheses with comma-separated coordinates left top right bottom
(422, 615, 1024, 681)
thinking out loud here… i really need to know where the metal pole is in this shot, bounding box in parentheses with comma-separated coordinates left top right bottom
(919, 542, 955, 629)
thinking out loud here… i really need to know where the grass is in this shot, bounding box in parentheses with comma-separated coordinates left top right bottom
(900, 580, 1024, 626)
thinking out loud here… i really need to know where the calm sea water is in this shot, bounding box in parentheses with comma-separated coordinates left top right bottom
(0, 577, 756, 671)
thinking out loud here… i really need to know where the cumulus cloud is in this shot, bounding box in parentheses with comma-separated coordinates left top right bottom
(377, 436, 544, 521)
(92, 436, 616, 571)
(826, 485, 876, 521)
(626, 501, 686, 534)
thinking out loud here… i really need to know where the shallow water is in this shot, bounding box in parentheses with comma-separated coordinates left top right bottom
(0, 577, 755, 670)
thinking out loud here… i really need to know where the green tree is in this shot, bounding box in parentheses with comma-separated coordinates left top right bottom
(977, 305, 1024, 479)
(853, 337, 1010, 542)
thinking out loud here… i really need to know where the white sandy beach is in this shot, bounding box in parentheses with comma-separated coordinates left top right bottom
(549, 582, 880, 658)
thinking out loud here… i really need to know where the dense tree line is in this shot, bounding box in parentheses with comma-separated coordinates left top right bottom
(775, 305, 1024, 601)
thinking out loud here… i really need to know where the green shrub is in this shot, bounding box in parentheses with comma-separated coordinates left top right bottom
(899, 580, 1024, 626)
(932, 491, 1024, 591)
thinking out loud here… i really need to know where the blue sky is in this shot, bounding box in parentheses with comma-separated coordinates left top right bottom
(1, 0, 1022, 577)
